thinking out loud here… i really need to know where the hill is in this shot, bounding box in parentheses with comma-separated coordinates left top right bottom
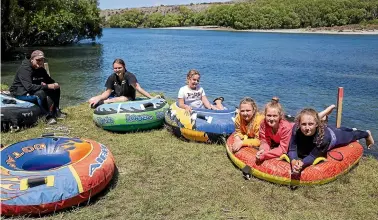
(100, 1, 234, 21)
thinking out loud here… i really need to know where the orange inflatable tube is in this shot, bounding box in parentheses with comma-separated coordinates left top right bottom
(225, 134, 363, 185)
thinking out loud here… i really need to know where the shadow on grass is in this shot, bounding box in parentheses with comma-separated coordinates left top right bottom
(3, 167, 120, 219)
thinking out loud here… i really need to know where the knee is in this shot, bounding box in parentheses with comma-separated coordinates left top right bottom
(119, 96, 128, 102)
(34, 90, 47, 99)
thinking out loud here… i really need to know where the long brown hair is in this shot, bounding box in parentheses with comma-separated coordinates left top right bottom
(295, 108, 325, 148)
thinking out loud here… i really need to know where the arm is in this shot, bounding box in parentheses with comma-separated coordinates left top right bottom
(246, 114, 265, 147)
(178, 98, 192, 112)
(234, 114, 245, 139)
(177, 87, 192, 112)
(260, 121, 292, 161)
(201, 95, 214, 110)
(232, 115, 245, 152)
(18, 69, 47, 93)
(287, 126, 299, 161)
(89, 89, 112, 105)
(318, 104, 336, 120)
(42, 69, 55, 84)
(242, 116, 262, 147)
(133, 82, 153, 99)
(259, 121, 271, 152)
(301, 142, 328, 168)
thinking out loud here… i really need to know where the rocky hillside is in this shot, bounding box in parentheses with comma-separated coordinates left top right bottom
(100, 1, 235, 21)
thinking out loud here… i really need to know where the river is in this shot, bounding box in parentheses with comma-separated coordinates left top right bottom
(1, 28, 377, 153)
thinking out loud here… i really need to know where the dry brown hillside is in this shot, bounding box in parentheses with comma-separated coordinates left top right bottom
(100, 1, 235, 21)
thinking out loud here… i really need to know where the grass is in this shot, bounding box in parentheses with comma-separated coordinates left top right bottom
(1, 101, 378, 220)
(1, 84, 9, 91)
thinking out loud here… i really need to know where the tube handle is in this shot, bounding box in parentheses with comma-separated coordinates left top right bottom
(20, 176, 55, 190)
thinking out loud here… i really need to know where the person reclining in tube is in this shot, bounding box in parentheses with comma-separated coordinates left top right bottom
(288, 107, 374, 174)
(232, 97, 264, 153)
(89, 58, 159, 108)
(178, 69, 225, 115)
(9, 50, 66, 125)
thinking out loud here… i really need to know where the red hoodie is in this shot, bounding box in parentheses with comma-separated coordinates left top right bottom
(259, 119, 293, 161)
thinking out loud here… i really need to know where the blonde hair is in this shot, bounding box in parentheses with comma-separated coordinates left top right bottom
(186, 69, 200, 84)
(295, 108, 324, 148)
(239, 97, 258, 121)
(264, 97, 285, 119)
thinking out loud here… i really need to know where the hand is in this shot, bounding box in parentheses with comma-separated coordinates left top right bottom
(184, 105, 192, 116)
(291, 159, 304, 173)
(232, 136, 243, 153)
(209, 105, 216, 110)
(47, 83, 56, 90)
(88, 97, 100, 107)
(53, 83, 60, 89)
(256, 149, 265, 160)
(41, 82, 46, 86)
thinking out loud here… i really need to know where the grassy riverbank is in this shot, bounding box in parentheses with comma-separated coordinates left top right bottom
(2, 102, 378, 220)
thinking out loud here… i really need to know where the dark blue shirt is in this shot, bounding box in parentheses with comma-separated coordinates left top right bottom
(288, 125, 333, 168)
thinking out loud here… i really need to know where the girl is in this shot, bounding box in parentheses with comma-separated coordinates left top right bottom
(178, 69, 224, 113)
(257, 97, 293, 161)
(89, 58, 156, 108)
(232, 97, 264, 153)
(288, 108, 374, 173)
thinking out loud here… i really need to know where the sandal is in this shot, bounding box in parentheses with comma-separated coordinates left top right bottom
(213, 97, 224, 103)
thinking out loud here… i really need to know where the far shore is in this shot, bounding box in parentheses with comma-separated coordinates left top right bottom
(156, 25, 378, 35)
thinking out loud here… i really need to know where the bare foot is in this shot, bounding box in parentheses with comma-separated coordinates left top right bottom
(366, 130, 374, 149)
(320, 104, 336, 120)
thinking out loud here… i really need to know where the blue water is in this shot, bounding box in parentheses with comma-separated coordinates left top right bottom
(1, 28, 378, 152)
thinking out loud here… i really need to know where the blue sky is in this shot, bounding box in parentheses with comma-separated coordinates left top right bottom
(99, 0, 230, 9)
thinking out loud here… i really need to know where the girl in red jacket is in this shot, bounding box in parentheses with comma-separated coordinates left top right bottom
(257, 97, 293, 161)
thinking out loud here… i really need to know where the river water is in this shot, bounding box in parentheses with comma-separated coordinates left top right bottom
(1, 28, 377, 152)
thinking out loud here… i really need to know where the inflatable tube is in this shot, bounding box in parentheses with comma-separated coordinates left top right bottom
(165, 102, 236, 143)
(93, 98, 169, 132)
(0, 137, 115, 216)
(225, 134, 363, 186)
(0, 94, 41, 131)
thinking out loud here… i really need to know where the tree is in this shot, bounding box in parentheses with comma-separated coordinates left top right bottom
(1, 0, 102, 55)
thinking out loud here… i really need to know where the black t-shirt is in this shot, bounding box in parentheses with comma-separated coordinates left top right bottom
(105, 71, 137, 100)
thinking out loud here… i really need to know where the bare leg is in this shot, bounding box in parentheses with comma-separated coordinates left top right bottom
(104, 96, 129, 104)
(214, 100, 224, 110)
(366, 130, 375, 149)
(318, 104, 336, 121)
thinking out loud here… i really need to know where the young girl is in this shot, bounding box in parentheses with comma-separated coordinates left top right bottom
(178, 69, 224, 113)
(89, 58, 156, 108)
(257, 97, 293, 161)
(288, 108, 374, 173)
(232, 97, 264, 153)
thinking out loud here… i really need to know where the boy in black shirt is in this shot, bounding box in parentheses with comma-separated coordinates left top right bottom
(9, 50, 66, 125)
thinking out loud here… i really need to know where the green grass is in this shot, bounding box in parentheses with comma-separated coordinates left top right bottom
(2, 102, 378, 220)
(1, 83, 9, 91)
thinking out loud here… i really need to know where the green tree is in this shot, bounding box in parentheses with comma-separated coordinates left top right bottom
(144, 12, 164, 28)
(108, 9, 145, 28)
(1, 0, 102, 55)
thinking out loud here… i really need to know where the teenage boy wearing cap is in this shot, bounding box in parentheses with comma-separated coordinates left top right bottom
(9, 50, 66, 125)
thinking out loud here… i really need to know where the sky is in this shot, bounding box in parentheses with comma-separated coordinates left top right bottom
(99, 0, 231, 10)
